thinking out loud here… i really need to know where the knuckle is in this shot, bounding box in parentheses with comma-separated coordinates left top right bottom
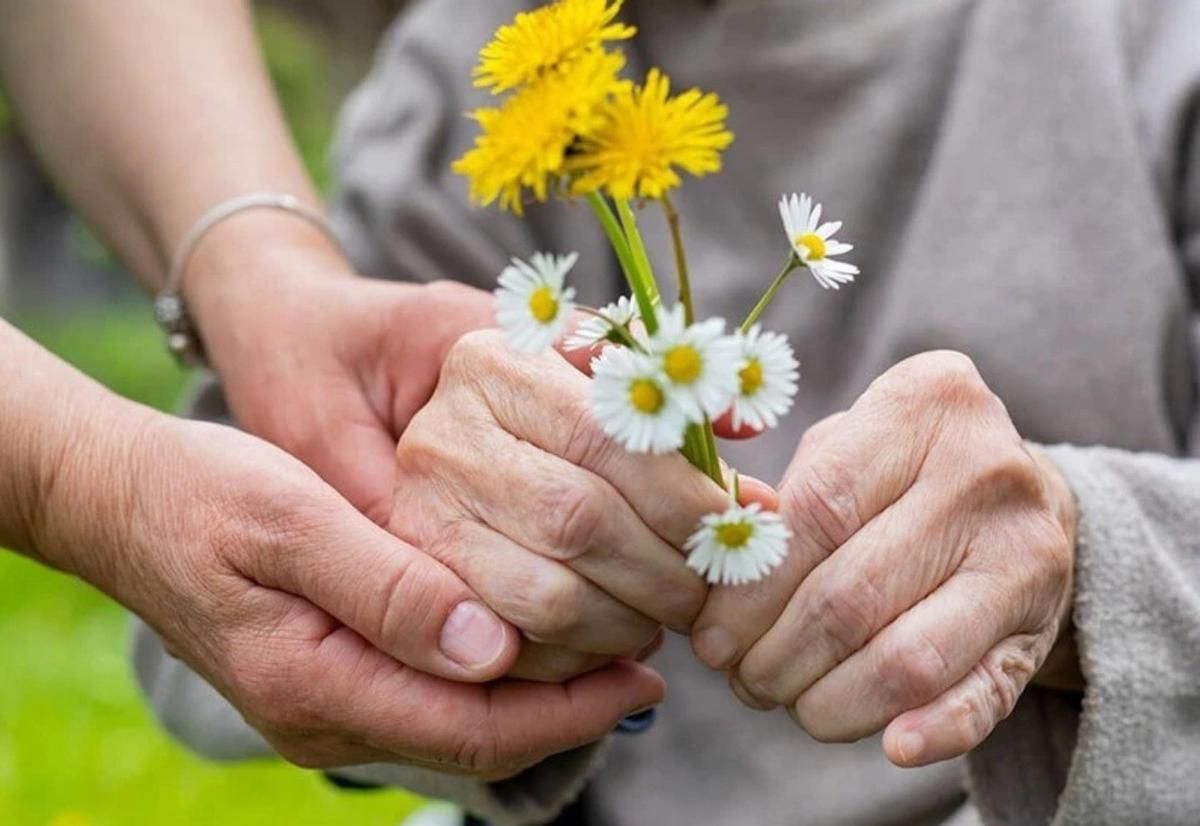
(733, 657, 786, 709)
(876, 630, 954, 710)
(970, 448, 1045, 506)
(813, 577, 885, 661)
(781, 463, 860, 551)
(889, 350, 989, 411)
(376, 550, 443, 650)
(394, 423, 447, 481)
(444, 329, 503, 378)
(542, 478, 607, 560)
(519, 567, 585, 640)
(560, 397, 620, 470)
(659, 577, 708, 633)
(789, 695, 847, 743)
(453, 720, 506, 777)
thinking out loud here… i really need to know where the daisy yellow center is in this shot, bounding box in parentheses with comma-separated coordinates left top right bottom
(528, 286, 559, 323)
(664, 345, 703, 384)
(629, 379, 665, 414)
(739, 359, 764, 396)
(795, 232, 827, 261)
(715, 521, 754, 549)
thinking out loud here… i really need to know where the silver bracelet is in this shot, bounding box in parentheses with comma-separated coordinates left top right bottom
(153, 192, 342, 366)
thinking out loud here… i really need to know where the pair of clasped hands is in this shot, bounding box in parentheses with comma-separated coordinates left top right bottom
(155, 230, 1077, 783)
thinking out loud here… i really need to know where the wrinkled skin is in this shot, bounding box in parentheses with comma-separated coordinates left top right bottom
(693, 351, 1077, 768)
(388, 329, 764, 682)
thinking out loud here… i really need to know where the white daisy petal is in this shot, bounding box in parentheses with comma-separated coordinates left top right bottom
(494, 252, 578, 353)
(816, 220, 842, 239)
(564, 295, 640, 351)
(731, 325, 799, 431)
(645, 305, 741, 422)
(685, 502, 792, 586)
(591, 346, 688, 454)
(779, 193, 859, 291)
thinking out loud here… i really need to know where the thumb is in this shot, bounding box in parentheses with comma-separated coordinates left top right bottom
(243, 495, 520, 683)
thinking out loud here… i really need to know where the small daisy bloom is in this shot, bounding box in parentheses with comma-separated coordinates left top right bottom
(564, 295, 641, 351)
(494, 252, 578, 353)
(779, 193, 859, 290)
(731, 326, 799, 431)
(591, 346, 689, 454)
(685, 502, 792, 586)
(647, 305, 741, 422)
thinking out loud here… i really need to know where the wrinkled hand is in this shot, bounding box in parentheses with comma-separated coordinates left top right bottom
(35, 407, 664, 779)
(390, 329, 746, 682)
(692, 351, 1077, 767)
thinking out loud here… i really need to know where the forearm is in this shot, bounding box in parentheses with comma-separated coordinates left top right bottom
(0, 320, 151, 586)
(0, 0, 321, 292)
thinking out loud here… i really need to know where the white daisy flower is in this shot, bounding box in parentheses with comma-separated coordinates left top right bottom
(564, 295, 641, 351)
(685, 502, 792, 586)
(646, 305, 741, 423)
(779, 193, 859, 290)
(731, 326, 800, 431)
(591, 346, 689, 454)
(494, 252, 578, 353)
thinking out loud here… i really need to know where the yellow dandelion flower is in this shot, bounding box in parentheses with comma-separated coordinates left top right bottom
(454, 49, 627, 214)
(474, 0, 635, 94)
(568, 69, 734, 200)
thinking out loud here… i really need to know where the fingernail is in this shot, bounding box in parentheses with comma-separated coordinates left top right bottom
(692, 626, 738, 670)
(440, 601, 508, 671)
(896, 731, 925, 765)
(615, 706, 659, 734)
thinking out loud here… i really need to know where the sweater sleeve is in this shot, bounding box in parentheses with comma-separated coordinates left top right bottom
(967, 446, 1200, 826)
(969, 7, 1200, 824)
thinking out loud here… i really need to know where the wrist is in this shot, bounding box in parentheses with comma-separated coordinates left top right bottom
(24, 382, 162, 594)
(180, 209, 356, 380)
(1027, 443, 1083, 691)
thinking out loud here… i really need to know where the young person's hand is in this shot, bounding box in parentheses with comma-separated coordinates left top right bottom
(691, 351, 1078, 767)
(184, 214, 496, 526)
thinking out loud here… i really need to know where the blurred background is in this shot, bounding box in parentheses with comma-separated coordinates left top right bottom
(0, 2, 434, 824)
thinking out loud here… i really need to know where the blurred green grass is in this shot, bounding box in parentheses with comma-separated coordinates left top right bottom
(1, 7, 427, 825)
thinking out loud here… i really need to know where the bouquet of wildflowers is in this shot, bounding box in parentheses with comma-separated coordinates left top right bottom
(454, 0, 857, 586)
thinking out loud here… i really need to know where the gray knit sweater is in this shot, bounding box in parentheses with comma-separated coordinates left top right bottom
(134, 1, 1200, 824)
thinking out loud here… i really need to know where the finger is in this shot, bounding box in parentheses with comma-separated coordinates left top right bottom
(292, 404, 398, 526)
(457, 330, 731, 547)
(732, 485, 967, 708)
(881, 631, 1045, 767)
(240, 494, 519, 682)
(711, 409, 765, 440)
(789, 570, 1023, 743)
(691, 404, 912, 671)
(418, 519, 661, 656)
(264, 612, 664, 774)
(509, 641, 613, 683)
(428, 419, 708, 632)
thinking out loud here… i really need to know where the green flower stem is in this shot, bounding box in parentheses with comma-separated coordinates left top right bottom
(586, 192, 659, 334)
(694, 419, 724, 488)
(740, 254, 801, 334)
(614, 198, 663, 326)
(660, 194, 695, 325)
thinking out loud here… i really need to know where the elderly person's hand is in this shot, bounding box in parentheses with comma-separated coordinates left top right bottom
(389, 329, 752, 682)
(2, 322, 664, 780)
(691, 351, 1077, 768)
